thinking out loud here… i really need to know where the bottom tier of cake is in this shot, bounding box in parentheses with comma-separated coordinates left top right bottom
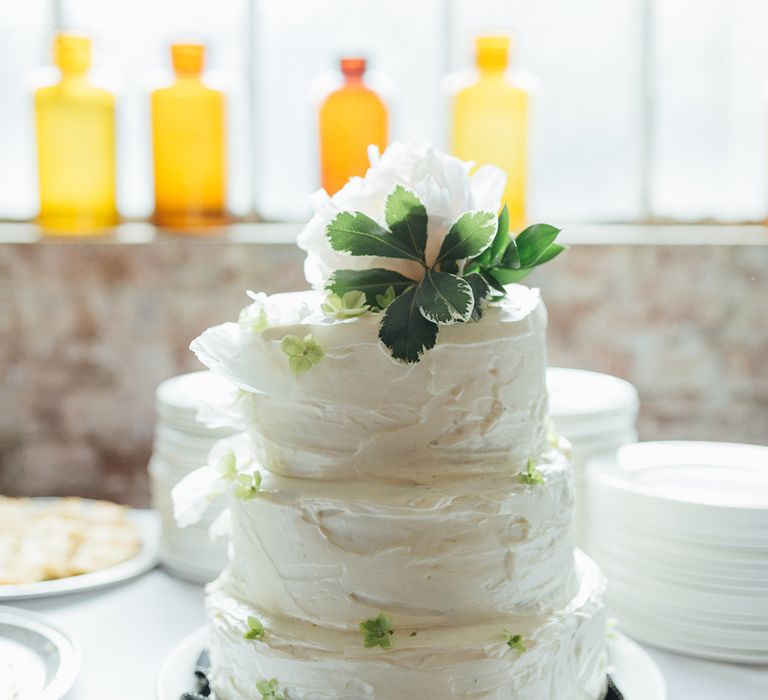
(206, 551, 607, 700)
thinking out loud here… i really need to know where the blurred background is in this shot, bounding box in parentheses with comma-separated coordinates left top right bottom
(0, 0, 766, 505)
(4, 0, 768, 223)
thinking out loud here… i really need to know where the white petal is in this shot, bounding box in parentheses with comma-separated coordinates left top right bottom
(208, 509, 231, 541)
(470, 164, 507, 212)
(171, 466, 226, 528)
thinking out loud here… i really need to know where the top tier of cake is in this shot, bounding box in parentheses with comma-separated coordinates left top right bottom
(191, 284, 549, 482)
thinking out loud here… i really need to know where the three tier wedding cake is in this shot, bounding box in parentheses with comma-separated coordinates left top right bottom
(174, 142, 608, 699)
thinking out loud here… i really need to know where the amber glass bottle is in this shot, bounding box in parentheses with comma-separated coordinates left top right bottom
(151, 43, 227, 230)
(35, 33, 117, 233)
(451, 36, 529, 229)
(319, 57, 388, 195)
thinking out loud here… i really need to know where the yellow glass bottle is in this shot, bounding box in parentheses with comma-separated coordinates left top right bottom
(151, 44, 227, 230)
(35, 33, 117, 234)
(451, 36, 529, 229)
(319, 57, 388, 195)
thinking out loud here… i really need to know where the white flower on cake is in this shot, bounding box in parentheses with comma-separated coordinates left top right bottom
(297, 142, 566, 363)
(172, 443, 261, 527)
(238, 290, 312, 335)
(299, 142, 506, 286)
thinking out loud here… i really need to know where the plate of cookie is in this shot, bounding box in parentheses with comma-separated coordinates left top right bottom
(0, 496, 159, 600)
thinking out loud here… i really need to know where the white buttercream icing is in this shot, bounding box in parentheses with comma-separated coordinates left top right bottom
(213, 433, 575, 628)
(207, 552, 606, 700)
(175, 273, 608, 699)
(190, 285, 550, 482)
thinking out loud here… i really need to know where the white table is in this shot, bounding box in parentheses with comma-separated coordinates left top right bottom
(14, 567, 768, 700)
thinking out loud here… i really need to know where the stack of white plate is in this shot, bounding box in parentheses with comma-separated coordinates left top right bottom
(589, 441, 768, 663)
(546, 367, 639, 549)
(149, 371, 238, 583)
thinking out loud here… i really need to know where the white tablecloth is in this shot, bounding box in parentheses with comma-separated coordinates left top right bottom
(14, 568, 768, 700)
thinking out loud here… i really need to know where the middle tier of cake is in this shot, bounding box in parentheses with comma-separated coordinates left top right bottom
(219, 433, 575, 629)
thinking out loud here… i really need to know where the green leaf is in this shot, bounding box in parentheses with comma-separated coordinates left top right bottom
(327, 268, 415, 309)
(415, 270, 473, 324)
(464, 205, 508, 269)
(486, 266, 532, 286)
(385, 185, 428, 263)
(326, 211, 425, 262)
(378, 286, 438, 363)
(436, 210, 497, 263)
(480, 267, 508, 294)
(531, 242, 567, 266)
(464, 272, 490, 322)
(515, 224, 562, 267)
(440, 258, 460, 274)
(490, 204, 511, 264)
(501, 237, 520, 269)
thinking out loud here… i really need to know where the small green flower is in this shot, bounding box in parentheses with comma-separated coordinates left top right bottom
(360, 612, 393, 649)
(243, 616, 265, 640)
(233, 471, 262, 500)
(238, 292, 270, 334)
(280, 333, 324, 374)
(256, 678, 283, 699)
(322, 290, 370, 318)
(375, 285, 397, 309)
(504, 630, 528, 652)
(217, 447, 238, 480)
(518, 458, 545, 486)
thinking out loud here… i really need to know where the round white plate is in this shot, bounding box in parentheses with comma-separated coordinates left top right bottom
(591, 521, 768, 567)
(591, 441, 768, 516)
(547, 367, 639, 423)
(590, 490, 768, 542)
(612, 610, 768, 664)
(0, 605, 81, 700)
(0, 505, 159, 601)
(592, 545, 768, 593)
(157, 627, 665, 700)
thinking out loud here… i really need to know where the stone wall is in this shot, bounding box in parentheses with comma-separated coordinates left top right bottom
(1, 232, 766, 505)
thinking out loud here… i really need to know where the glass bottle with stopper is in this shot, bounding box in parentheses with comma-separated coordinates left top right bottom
(35, 33, 117, 234)
(318, 57, 388, 196)
(151, 43, 228, 231)
(450, 35, 530, 230)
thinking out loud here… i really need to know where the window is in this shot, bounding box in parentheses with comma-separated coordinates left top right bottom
(0, 0, 765, 224)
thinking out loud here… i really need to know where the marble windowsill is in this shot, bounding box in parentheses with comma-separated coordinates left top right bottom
(1, 222, 768, 246)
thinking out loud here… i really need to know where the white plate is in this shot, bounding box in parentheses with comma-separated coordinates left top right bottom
(0, 505, 159, 601)
(591, 522, 768, 566)
(0, 605, 81, 700)
(613, 611, 768, 664)
(157, 627, 665, 700)
(602, 567, 768, 616)
(591, 441, 768, 516)
(592, 546, 768, 593)
(590, 493, 768, 539)
(547, 367, 639, 423)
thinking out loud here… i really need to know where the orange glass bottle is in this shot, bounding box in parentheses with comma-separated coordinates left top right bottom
(319, 58, 387, 195)
(451, 36, 529, 229)
(151, 43, 227, 230)
(35, 33, 117, 233)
